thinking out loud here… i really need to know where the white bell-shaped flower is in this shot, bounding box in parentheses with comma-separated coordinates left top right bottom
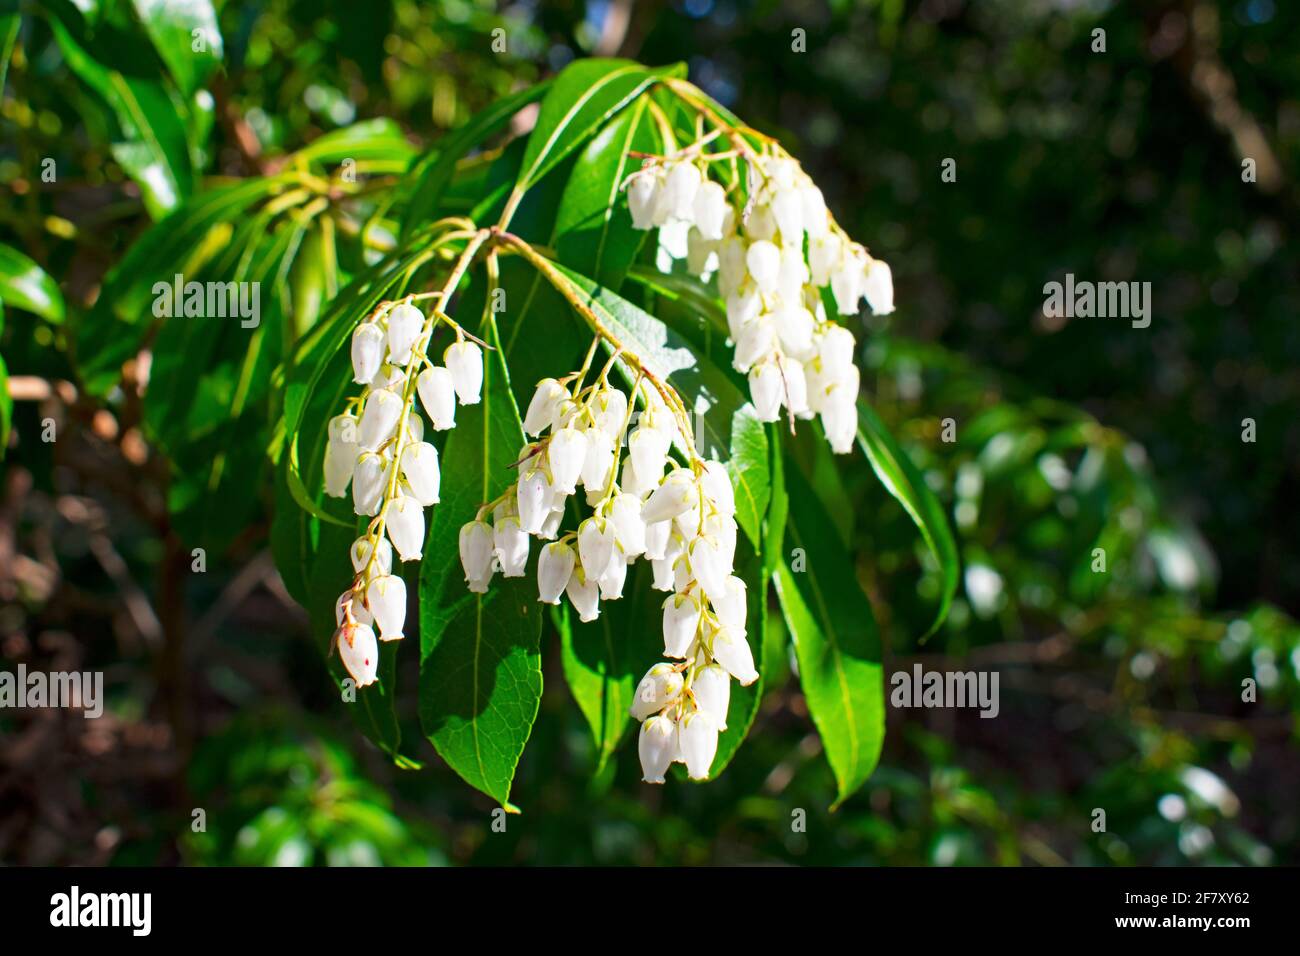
(725, 284, 762, 340)
(664, 161, 702, 221)
(370, 363, 406, 390)
(701, 460, 736, 518)
(352, 452, 389, 517)
(715, 575, 748, 633)
(749, 361, 783, 422)
(400, 442, 440, 506)
(733, 315, 776, 372)
(336, 621, 379, 688)
(677, 710, 718, 780)
(516, 466, 553, 535)
(537, 540, 576, 604)
(801, 184, 830, 238)
(831, 246, 867, 315)
(693, 181, 728, 241)
(523, 378, 568, 436)
(404, 412, 424, 445)
(444, 341, 483, 404)
(863, 258, 895, 315)
(689, 536, 730, 605)
(350, 535, 393, 575)
(638, 714, 678, 784)
(818, 324, 857, 373)
(324, 414, 358, 497)
(630, 662, 683, 720)
(628, 425, 670, 484)
(365, 574, 407, 642)
(386, 495, 424, 561)
(626, 167, 660, 230)
(539, 508, 563, 540)
(417, 366, 457, 430)
(546, 425, 587, 496)
(808, 232, 842, 286)
(358, 388, 403, 451)
(821, 395, 857, 455)
(598, 553, 627, 600)
(592, 386, 628, 439)
(662, 591, 702, 659)
(493, 515, 529, 577)
(771, 188, 805, 245)
(641, 469, 697, 525)
(711, 624, 759, 685)
(693, 665, 731, 731)
(385, 303, 423, 365)
(746, 239, 781, 293)
(580, 427, 616, 493)
(718, 237, 748, 296)
(609, 493, 646, 558)
(577, 516, 616, 581)
(651, 554, 676, 591)
(744, 202, 777, 241)
(776, 305, 815, 359)
(686, 227, 715, 276)
(335, 590, 372, 628)
(459, 519, 494, 585)
(643, 516, 671, 561)
(781, 355, 811, 418)
(351, 323, 385, 385)
(565, 564, 601, 623)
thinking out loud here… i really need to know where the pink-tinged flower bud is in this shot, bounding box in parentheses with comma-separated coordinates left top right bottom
(771, 188, 805, 245)
(638, 714, 677, 784)
(641, 469, 697, 525)
(712, 624, 759, 686)
(523, 378, 568, 436)
(400, 442, 440, 506)
(385, 303, 423, 365)
(580, 427, 616, 492)
(577, 517, 616, 581)
(386, 495, 424, 561)
(626, 167, 660, 230)
(459, 519, 494, 585)
(801, 184, 830, 238)
(863, 258, 895, 315)
(565, 564, 600, 623)
(324, 414, 358, 497)
(677, 710, 719, 780)
(537, 540, 576, 604)
(546, 425, 587, 496)
(609, 493, 646, 558)
(417, 366, 457, 430)
(351, 323, 384, 385)
(444, 341, 483, 405)
(662, 591, 702, 659)
(337, 621, 379, 687)
(366, 574, 407, 642)
(808, 233, 842, 286)
(664, 161, 702, 221)
(494, 515, 529, 577)
(693, 181, 728, 241)
(598, 553, 627, 600)
(352, 452, 389, 517)
(749, 361, 783, 423)
(715, 575, 748, 633)
(745, 239, 781, 293)
(630, 663, 683, 720)
(693, 665, 731, 731)
(516, 466, 553, 535)
(776, 304, 815, 359)
(358, 388, 403, 451)
(350, 535, 392, 575)
(335, 590, 372, 627)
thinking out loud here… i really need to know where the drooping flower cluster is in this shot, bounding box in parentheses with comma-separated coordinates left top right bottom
(624, 148, 894, 453)
(458, 360, 758, 782)
(323, 298, 483, 687)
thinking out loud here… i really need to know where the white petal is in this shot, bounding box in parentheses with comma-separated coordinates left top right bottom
(386, 495, 425, 561)
(385, 303, 423, 365)
(400, 442, 440, 506)
(711, 624, 758, 685)
(444, 341, 484, 404)
(537, 541, 576, 604)
(693, 665, 731, 731)
(365, 574, 407, 641)
(350, 323, 384, 385)
(677, 710, 719, 780)
(629, 663, 683, 721)
(638, 714, 677, 784)
(417, 366, 457, 430)
(337, 622, 379, 687)
(662, 591, 702, 659)
(494, 515, 529, 577)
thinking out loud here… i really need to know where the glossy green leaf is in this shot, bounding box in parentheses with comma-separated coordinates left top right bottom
(129, 0, 223, 98)
(0, 244, 65, 323)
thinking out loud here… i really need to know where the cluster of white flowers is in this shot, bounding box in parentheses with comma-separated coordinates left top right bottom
(458, 364, 758, 783)
(624, 149, 894, 453)
(323, 299, 483, 687)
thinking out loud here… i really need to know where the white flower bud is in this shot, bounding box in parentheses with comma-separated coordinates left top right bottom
(459, 519, 494, 585)
(417, 366, 457, 430)
(598, 553, 627, 600)
(801, 184, 830, 238)
(400, 442, 440, 506)
(580, 427, 616, 492)
(821, 395, 857, 454)
(664, 161, 702, 220)
(335, 590, 372, 628)
(689, 536, 730, 605)
(357, 388, 403, 451)
(537, 540, 576, 604)
(686, 227, 715, 276)
(693, 665, 731, 731)
(725, 283, 763, 341)
(577, 516, 616, 581)
(444, 341, 483, 404)
(352, 452, 389, 516)
(712, 624, 759, 685)
(863, 258, 895, 315)
(628, 425, 670, 485)
(385, 303, 423, 365)
(546, 425, 588, 496)
(776, 304, 815, 359)
(593, 386, 628, 439)
(771, 188, 805, 245)
(324, 414, 358, 497)
(662, 591, 702, 659)
(715, 575, 748, 633)
(350, 535, 392, 575)
(809, 232, 842, 286)
(744, 202, 777, 241)
(641, 469, 697, 525)
(643, 517, 671, 562)
(718, 237, 748, 296)
(336, 621, 379, 687)
(523, 378, 567, 436)
(566, 564, 601, 623)
(630, 662, 683, 720)
(745, 239, 781, 293)
(781, 355, 810, 419)
(365, 574, 407, 641)
(539, 508, 563, 540)
(693, 180, 728, 240)
(677, 710, 718, 780)
(516, 465, 552, 535)
(748, 361, 783, 422)
(733, 315, 776, 372)
(609, 493, 646, 558)
(386, 495, 424, 561)
(818, 324, 857, 374)
(493, 515, 529, 577)
(651, 554, 676, 591)
(639, 714, 678, 783)
(351, 323, 384, 385)
(626, 167, 660, 230)
(701, 460, 736, 517)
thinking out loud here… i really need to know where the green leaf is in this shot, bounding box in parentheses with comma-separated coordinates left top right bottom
(774, 467, 885, 809)
(0, 244, 65, 323)
(294, 118, 416, 171)
(129, 0, 223, 98)
(419, 310, 542, 810)
(857, 400, 959, 639)
(553, 94, 657, 289)
(0, 344, 10, 458)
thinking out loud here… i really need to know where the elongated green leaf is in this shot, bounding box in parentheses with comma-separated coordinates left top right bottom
(419, 310, 542, 810)
(774, 467, 884, 809)
(295, 117, 416, 170)
(857, 400, 959, 639)
(554, 94, 657, 289)
(0, 344, 9, 458)
(0, 244, 65, 323)
(129, 0, 223, 98)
